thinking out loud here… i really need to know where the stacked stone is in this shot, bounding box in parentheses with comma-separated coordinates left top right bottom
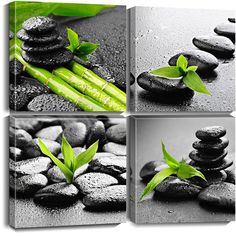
(189, 126, 233, 183)
(17, 16, 73, 68)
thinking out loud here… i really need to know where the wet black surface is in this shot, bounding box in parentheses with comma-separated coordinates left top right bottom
(130, 7, 235, 112)
(56, 6, 126, 91)
(131, 117, 235, 223)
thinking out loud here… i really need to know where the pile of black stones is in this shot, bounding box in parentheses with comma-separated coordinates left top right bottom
(137, 18, 235, 102)
(9, 117, 126, 211)
(140, 126, 235, 211)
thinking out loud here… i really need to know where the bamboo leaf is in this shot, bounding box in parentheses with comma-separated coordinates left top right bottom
(38, 138, 73, 183)
(140, 168, 176, 200)
(66, 28, 80, 52)
(150, 66, 183, 78)
(187, 66, 198, 72)
(61, 134, 75, 170)
(76, 42, 99, 55)
(74, 140, 99, 171)
(162, 142, 180, 170)
(177, 55, 188, 70)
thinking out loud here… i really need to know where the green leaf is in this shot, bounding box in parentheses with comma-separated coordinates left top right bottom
(74, 140, 99, 171)
(78, 55, 89, 62)
(150, 66, 183, 78)
(182, 70, 211, 95)
(187, 66, 198, 72)
(38, 138, 73, 183)
(177, 161, 206, 181)
(66, 28, 80, 52)
(140, 168, 176, 200)
(162, 142, 180, 170)
(61, 134, 74, 170)
(76, 42, 99, 55)
(176, 55, 188, 70)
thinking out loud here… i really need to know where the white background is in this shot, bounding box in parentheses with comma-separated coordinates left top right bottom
(0, 0, 235, 235)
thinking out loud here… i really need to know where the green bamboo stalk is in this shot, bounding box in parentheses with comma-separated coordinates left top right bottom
(69, 61, 126, 105)
(14, 52, 108, 112)
(53, 67, 126, 111)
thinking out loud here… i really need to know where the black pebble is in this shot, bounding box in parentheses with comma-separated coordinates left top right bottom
(130, 73, 135, 85)
(9, 31, 14, 40)
(27, 94, 81, 112)
(9, 59, 24, 77)
(23, 16, 56, 34)
(21, 48, 73, 68)
(17, 28, 59, 44)
(21, 37, 65, 53)
(228, 18, 235, 23)
(196, 126, 226, 141)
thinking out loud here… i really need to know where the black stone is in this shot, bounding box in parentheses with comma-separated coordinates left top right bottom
(154, 176, 202, 199)
(214, 23, 235, 40)
(192, 137, 229, 153)
(139, 160, 168, 180)
(189, 157, 233, 172)
(9, 31, 14, 39)
(196, 126, 226, 141)
(74, 172, 118, 195)
(89, 155, 126, 176)
(225, 169, 235, 184)
(82, 185, 126, 210)
(21, 48, 73, 68)
(34, 183, 79, 207)
(116, 172, 126, 184)
(192, 35, 235, 56)
(106, 123, 126, 144)
(137, 72, 194, 100)
(168, 50, 219, 73)
(198, 182, 235, 210)
(23, 16, 56, 34)
(130, 73, 135, 85)
(228, 18, 235, 23)
(9, 59, 24, 77)
(9, 127, 32, 149)
(9, 147, 22, 161)
(21, 37, 65, 53)
(35, 125, 63, 141)
(189, 149, 228, 166)
(17, 29, 59, 44)
(27, 94, 81, 112)
(103, 142, 126, 156)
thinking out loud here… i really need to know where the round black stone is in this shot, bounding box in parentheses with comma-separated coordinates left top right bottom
(9, 59, 24, 77)
(196, 126, 226, 141)
(17, 29, 59, 44)
(192, 137, 229, 153)
(189, 157, 233, 172)
(228, 18, 235, 23)
(21, 37, 65, 53)
(23, 16, 56, 34)
(189, 149, 228, 166)
(137, 71, 194, 99)
(21, 48, 73, 68)
(27, 94, 81, 112)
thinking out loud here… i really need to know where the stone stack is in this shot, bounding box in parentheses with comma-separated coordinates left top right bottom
(189, 126, 233, 184)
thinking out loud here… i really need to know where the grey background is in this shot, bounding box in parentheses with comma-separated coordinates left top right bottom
(132, 116, 235, 223)
(130, 7, 235, 112)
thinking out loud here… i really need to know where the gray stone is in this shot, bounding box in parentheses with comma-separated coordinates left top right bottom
(35, 126, 63, 141)
(74, 172, 118, 195)
(196, 126, 226, 141)
(103, 142, 126, 156)
(168, 50, 219, 73)
(155, 176, 202, 199)
(139, 160, 169, 180)
(82, 185, 126, 210)
(192, 137, 229, 153)
(89, 155, 126, 176)
(23, 138, 61, 158)
(9, 127, 32, 149)
(57, 122, 87, 147)
(47, 164, 88, 183)
(10, 174, 48, 196)
(198, 182, 235, 210)
(106, 123, 126, 144)
(10, 157, 51, 176)
(103, 118, 126, 129)
(192, 35, 235, 56)
(34, 183, 79, 206)
(93, 152, 116, 160)
(214, 23, 235, 39)
(57, 147, 85, 160)
(9, 147, 22, 161)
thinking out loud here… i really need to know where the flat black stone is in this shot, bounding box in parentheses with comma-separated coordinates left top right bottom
(192, 137, 229, 153)
(196, 126, 226, 141)
(137, 72, 194, 101)
(21, 48, 73, 67)
(17, 29, 59, 44)
(192, 35, 235, 56)
(9, 59, 23, 77)
(27, 94, 81, 112)
(214, 23, 235, 40)
(23, 16, 56, 34)
(228, 18, 235, 23)
(189, 149, 228, 166)
(21, 37, 65, 53)
(189, 157, 233, 172)
(168, 50, 219, 73)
